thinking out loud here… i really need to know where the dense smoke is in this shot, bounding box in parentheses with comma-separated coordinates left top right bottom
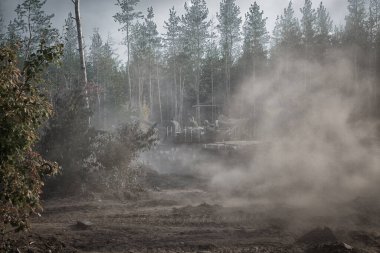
(209, 49, 380, 211)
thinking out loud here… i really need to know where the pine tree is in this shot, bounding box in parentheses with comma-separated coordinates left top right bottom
(300, 0, 316, 87)
(368, 0, 380, 115)
(345, 0, 368, 87)
(217, 0, 241, 102)
(63, 12, 78, 60)
(271, 1, 302, 65)
(368, 0, 380, 69)
(182, 0, 211, 123)
(201, 39, 221, 122)
(0, 15, 4, 43)
(130, 21, 149, 110)
(145, 7, 160, 114)
(331, 25, 345, 47)
(300, 0, 316, 47)
(10, 0, 58, 61)
(61, 12, 80, 90)
(315, 2, 333, 56)
(242, 1, 269, 77)
(345, 0, 368, 47)
(89, 28, 103, 84)
(114, 0, 143, 105)
(101, 36, 128, 112)
(163, 7, 181, 121)
(271, 15, 282, 56)
(368, 0, 380, 47)
(281, 1, 302, 51)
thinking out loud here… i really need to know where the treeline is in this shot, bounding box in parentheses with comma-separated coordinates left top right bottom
(1, 0, 379, 128)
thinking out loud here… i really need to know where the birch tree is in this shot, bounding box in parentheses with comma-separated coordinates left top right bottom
(73, 0, 90, 125)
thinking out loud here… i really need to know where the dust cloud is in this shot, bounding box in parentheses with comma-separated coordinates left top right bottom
(208, 49, 380, 212)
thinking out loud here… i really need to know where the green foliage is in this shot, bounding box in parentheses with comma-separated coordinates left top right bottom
(39, 88, 91, 172)
(0, 43, 62, 233)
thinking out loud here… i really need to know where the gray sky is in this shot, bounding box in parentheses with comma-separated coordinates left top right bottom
(1, 0, 348, 61)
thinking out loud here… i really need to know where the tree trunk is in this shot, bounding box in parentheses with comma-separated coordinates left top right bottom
(73, 0, 90, 126)
(179, 67, 184, 125)
(149, 56, 153, 117)
(211, 65, 214, 122)
(127, 29, 132, 105)
(156, 61, 163, 124)
(196, 45, 201, 124)
(182, 76, 186, 125)
(137, 62, 142, 112)
(174, 59, 178, 121)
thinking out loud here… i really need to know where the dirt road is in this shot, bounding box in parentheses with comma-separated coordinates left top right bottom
(9, 167, 380, 253)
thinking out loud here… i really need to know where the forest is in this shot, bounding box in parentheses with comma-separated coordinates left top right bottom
(2, 0, 380, 127)
(1, 0, 380, 252)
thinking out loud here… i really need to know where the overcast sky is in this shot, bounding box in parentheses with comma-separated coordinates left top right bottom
(1, 0, 348, 61)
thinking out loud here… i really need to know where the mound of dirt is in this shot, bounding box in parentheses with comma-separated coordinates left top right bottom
(297, 227, 362, 253)
(297, 227, 337, 245)
(305, 242, 359, 253)
(143, 168, 206, 190)
(172, 203, 222, 217)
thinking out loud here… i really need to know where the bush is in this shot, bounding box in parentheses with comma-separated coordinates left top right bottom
(39, 88, 157, 197)
(82, 123, 157, 196)
(0, 43, 62, 234)
(38, 88, 93, 196)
